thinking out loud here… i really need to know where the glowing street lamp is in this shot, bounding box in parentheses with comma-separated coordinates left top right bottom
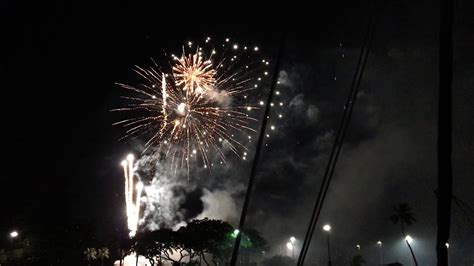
(323, 224, 331, 232)
(9, 231, 18, 238)
(231, 229, 240, 238)
(405, 235, 413, 244)
(322, 224, 332, 266)
(376, 241, 384, 265)
(356, 244, 360, 251)
(290, 236, 296, 244)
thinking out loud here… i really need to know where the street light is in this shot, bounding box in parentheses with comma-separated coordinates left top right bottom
(323, 224, 331, 232)
(290, 236, 296, 244)
(322, 224, 332, 266)
(405, 235, 413, 244)
(286, 242, 294, 260)
(446, 243, 450, 266)
(9, 231, 18, 238)
(356, 244, 360, 251)
(232, 229, 240, 238)
(286, 236, 296, 260)
(376, 241, 384, 265)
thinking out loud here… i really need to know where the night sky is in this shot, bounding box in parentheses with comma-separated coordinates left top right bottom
(1, 1, 473, 265)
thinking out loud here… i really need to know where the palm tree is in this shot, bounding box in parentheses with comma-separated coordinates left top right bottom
(351, 254, 366, 266)
(390, 203, 418, 265)
(97, 247, 110, 266)
(84, 248, 98, 266)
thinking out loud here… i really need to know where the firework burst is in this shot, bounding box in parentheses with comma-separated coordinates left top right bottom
(114, 38, 269, 173)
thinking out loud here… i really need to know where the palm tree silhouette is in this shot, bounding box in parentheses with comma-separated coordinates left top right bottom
(84, 248, 97, 266)
(390, 203, 418, 265)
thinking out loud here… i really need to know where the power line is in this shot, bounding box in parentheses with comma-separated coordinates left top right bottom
(297, 2, 376, 264)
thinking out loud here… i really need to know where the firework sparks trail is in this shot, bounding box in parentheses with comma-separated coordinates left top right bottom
(114, 38, 270, 173)
(121, 154, 143, 237)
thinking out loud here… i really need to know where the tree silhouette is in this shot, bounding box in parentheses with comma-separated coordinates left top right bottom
(351, 254, 366, 266)
(390, 203, 418, 265)
(97, 247, 110, 266)
(83, 247, 97, 266)
(262, 255, 293, 266)
(132, 219, 266, 265)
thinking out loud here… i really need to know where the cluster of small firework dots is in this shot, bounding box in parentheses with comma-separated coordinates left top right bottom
(115, 36, 287, 236)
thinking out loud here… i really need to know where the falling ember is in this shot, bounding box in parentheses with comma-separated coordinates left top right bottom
(114, 38, 270, 172)
(121, 154, 142, 237)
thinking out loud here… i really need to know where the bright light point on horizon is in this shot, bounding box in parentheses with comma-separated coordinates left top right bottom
(9, 231, 18, 238)
(279, 114, 283, 118)
(445, 243, 449, 248)
(290, 236, 296, 243)
(121, 160, 127, 166)
(254, 46, 259, 51)
(270, 125, 275, 130)
(405, 235, 413, 244)
(188, 41, 192, 46)
(259, 101, 264, 105)
(247, 107, 252, 111)
(286, 242, 293, 250)
(127, 154, 134, 161)
(233, 44, 238, 49)
(323, 224, 331, 232)
(377, 241, 382, 246)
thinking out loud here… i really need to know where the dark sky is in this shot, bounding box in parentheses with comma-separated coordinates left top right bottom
(1, 0, 473, 265)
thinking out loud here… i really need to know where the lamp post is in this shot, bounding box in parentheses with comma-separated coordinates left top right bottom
(323, 224, 332, 266)
(445, 243, 450, 266)
(290, 237, 296, 260)
(286, 242, 294, 260)
(377, 241, 384, 265)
